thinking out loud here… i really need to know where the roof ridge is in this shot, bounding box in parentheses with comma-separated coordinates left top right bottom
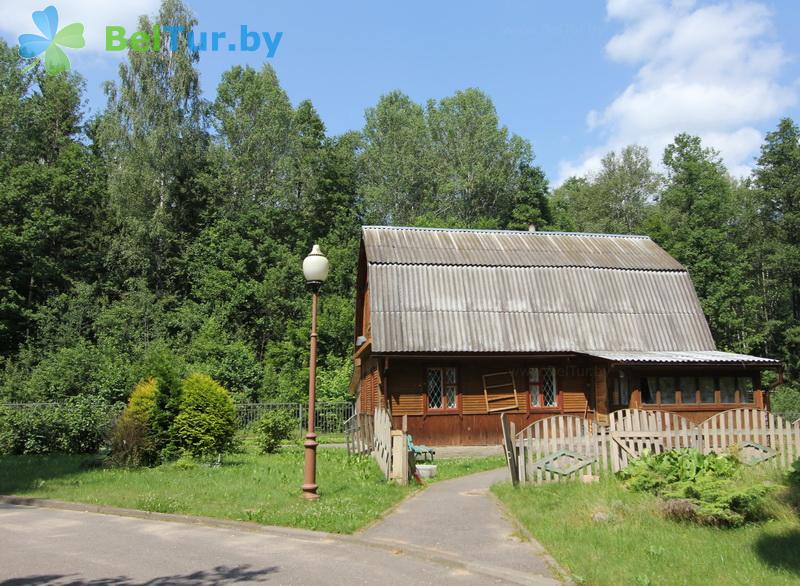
(367, 261, 688, 272)
(361, 225, 652, 240)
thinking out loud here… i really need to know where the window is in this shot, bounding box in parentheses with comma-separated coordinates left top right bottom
(613, 374, 630, 406)
(542, 368, 557, 406)
(529, 368, 539, 407)
(427, 367, 457, 410)
(719, 376, 736, 403)
(444, 367, 457, 408)
(699, 376, 715, 403)
(529, 367, 557, 407)
(679, 376, 696, 403)
(738, 376, 754, 403)
(642, 377, 656, 404)
(658, 376, 676, 404)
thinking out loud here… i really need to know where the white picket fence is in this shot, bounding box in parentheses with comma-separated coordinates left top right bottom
(512, 408, 800, 485)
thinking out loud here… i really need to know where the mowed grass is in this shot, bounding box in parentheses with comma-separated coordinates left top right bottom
(492, 478, 800, 586)
(0, 448, 504, 534)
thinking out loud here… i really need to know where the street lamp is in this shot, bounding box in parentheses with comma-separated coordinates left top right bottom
(301, 244, 329, 500)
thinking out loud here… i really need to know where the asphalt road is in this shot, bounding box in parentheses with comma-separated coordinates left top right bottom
(0, 503, 528, 585)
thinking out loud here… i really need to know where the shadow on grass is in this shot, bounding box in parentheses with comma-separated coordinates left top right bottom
(754, 529, 800, 576)
(0, 455, 99, 495)
(0, 564, 278, 585)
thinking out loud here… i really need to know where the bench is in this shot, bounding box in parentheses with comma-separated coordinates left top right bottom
(407, 434, 435, 462)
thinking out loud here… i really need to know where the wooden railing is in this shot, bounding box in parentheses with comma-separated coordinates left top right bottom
(344, 412, 374, 456)
(508, 408, 800, 485)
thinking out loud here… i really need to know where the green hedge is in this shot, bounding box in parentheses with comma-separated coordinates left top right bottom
(0, 396, 120, 455)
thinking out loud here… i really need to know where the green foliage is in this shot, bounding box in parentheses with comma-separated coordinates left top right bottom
(754, 118, 800, 376)
(771, 383, 800, 419)
(126, 378, 157, 423)
(143, 342, 186, 455)
(16, 340, 132, 403)
(662, 477, 771, 527)
(1, 0, 799, 411)
(0, 396, 117, 455)
(108, 378, 158, 467)
(551, 145, 658, 234)
(620, 449, 771, 527)
(620, 448, 739, 493)
(252, 410, 295, 453)
(186, 319, 263, 402)
(788, 459, 800, 487)
(171, 373, 237, 459)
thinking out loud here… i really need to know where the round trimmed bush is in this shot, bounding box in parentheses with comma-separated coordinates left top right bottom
(253, 409, 295, 453)
(171, 373, 237, 459)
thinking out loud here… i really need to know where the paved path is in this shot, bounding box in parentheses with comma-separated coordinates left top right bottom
(362, 467, 560, 585)
(0, 468, 561, 585)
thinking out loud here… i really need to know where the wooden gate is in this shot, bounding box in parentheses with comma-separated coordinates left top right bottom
(515, 415, 610, 483)
(608, 409, 700, 471)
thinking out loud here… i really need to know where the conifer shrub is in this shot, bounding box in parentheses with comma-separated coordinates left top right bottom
(171, 373, 237, 459)
(108, 378, 158, 467)
(141, 343, 185, 457)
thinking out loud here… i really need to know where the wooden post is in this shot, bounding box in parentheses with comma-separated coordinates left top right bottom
(754, 390, 765, 410)
(500, 414, 519, 486)
(390, 430, 408, 485)
(594, 365, 609, 425)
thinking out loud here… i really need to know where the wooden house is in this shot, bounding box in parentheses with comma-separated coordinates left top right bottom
(351, 226, 781, 445)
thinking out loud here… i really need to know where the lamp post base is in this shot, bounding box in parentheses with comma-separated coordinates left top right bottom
(302, 433, 319, 500)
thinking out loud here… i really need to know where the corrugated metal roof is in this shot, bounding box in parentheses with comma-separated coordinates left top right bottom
(363, 226, 685, 270)
(361, 227, 774, 365)
(582, 351, 780, 366)
(369, 264, 715, 353)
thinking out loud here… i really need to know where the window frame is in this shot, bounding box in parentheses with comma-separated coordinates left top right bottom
(529, 366, 559, 409)
(425, 366, 459, 412)
(629, 371, 759, 409)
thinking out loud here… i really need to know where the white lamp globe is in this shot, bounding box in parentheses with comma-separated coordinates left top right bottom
(303, 244, 329, 284)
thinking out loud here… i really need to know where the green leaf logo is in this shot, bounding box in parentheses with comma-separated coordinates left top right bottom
(18, 6, 85, 74)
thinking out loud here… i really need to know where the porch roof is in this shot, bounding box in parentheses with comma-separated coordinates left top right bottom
(582, 350, 780, 367)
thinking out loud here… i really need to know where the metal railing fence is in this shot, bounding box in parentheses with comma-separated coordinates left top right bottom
(235, 402, 355, 436)
(2, 401, 355, 436)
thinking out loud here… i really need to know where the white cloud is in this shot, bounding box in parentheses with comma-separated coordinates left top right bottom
(0, 1, 160, 52)
(558, 0, 798, 184)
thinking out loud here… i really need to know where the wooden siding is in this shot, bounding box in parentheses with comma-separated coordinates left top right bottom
(358, 361, 382, 415)
(381, 356, 769, 445)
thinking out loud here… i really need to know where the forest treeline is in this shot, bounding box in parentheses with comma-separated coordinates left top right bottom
(2, 0, 800, 407)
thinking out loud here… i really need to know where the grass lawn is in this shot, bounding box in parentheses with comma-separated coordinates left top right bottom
(0, 448, 504, 534)
(493, 478, 800, 586)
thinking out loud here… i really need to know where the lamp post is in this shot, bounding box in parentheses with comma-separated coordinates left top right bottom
(301, 244, 329, 500)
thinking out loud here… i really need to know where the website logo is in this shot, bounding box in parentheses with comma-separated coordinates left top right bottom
(18, 6, 85, 74)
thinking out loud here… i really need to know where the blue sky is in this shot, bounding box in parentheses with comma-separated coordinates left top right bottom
(2, 0, 799, 183)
